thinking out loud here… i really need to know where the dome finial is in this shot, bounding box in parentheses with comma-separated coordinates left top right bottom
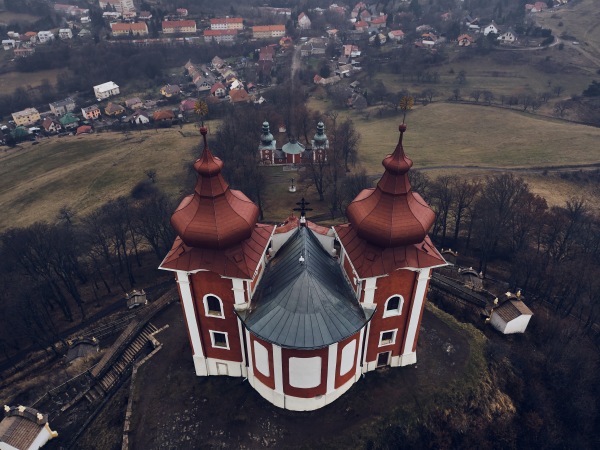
(398, 122, 407, 145)
(200, 126, 208, 147)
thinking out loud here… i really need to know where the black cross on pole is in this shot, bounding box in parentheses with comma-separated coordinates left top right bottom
(293, 197, 313, 226)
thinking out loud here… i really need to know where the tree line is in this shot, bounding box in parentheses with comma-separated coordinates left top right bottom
(0, 181, 175, 362)
(417, 171, 600, 332)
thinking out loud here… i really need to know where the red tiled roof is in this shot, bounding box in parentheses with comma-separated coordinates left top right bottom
(204, 29, 238, 36)
(153, 109, 175, 120)
(210, 17, 243, 24)
(162, 20, 196, 28)
(335, 225, 445, 278)
(111, 22, 148, 32)
(253, 25, 285, 32)
(170, 128, 261, 250)
(346, 124, 435, 248)
(160, 224, 273, 278)
(210, 82, 226, 94)
(229, 89, 250, 103)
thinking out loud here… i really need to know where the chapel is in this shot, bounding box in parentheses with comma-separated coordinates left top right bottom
(160, 124, 446, 411)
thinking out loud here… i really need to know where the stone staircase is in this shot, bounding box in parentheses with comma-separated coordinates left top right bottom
(85, 323, 158, 403)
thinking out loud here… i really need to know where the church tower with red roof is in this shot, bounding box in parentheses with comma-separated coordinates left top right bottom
(334, 123, 446, 370)
(161, 123, 445, 410)
(160, 128, 274, 377)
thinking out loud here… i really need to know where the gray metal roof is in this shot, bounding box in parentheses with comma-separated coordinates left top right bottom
(282, 139, 305, 155)
(239, 227, 369, 349)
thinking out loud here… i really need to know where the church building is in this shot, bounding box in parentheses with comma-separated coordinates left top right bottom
(160, 123, 446, 411)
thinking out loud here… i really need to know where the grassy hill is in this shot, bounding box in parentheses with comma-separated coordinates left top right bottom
(2, 104, 600, 230)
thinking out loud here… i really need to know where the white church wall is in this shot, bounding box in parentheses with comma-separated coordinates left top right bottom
(254, 341, 270, 377)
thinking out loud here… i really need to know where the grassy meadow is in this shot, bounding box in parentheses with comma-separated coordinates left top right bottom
(0, 124, 203, 230)
(2, 103, 600, 230)
(0, 68, 62, 91)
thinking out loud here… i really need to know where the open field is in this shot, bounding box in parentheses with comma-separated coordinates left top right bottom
(3, 103, 600, 230)
(305, 102, 600, 173)
(0, 124, 203, 230)
(0, 11, 42, 25)
(0, 68, 62, 92)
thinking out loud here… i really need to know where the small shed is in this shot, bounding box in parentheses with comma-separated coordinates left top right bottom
(459, 267, 483, 291)
(490, 295, 533, 334)
(65, 337, 99, 363)
(0, 405, 58, 449)
(126, 289, 147, 309)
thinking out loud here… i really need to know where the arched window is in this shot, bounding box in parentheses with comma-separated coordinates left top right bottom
(204, 294, 224, 318)
(383, 295, 404, 318)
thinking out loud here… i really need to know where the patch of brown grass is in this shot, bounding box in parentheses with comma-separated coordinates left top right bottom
(0, 68, 62, 91)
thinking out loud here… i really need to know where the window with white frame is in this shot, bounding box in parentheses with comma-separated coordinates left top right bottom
(204, 294, 224, 318)
(383, 295, 404, 318)
(209, 330, 229, 349)
(379, 329, 397, 346)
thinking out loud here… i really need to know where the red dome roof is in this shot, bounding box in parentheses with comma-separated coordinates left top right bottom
(346, 124, 435, 248)
(170, 128, 260, 249)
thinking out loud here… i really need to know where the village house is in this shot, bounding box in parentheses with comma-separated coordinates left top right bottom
(457, 34, 475, 46)
(125, 97, 143, 110)
(354, 21, 368, 32)
(258, 6, 292, 17)
(252, 25, 286, 39)
(498, 29, 518, 43)
(388, 30, 405, 41)
(152, 109, 175, 122)
(2, 39, 16, 50)
(210, 17, 243, 30)
(93, 81, 120, 100)
(203, 29, 238, 43)
(37, 30, 55, 43)
(99, 0, 135, 13)
(49, 97, 76, 116)
(298, 12, 311, 30)
(369, 14, 387, 29)
(483, 21, 499, 36)
(76, 125, 93, 135)
(162, 20, 197, 34)
(59, 112, 80, 130)
(110, 22, 149, 37)
(58, 28, 73, 39)
(139, 11, 152, 20)
(177, 8, 188, 17)
(343, 44, 361, 57)
(160, 84, 181, 98)
(229, 89, 251, 103)
(41, 117, 62, 134)
(210, 82, 227, 98)
(526, 2, 548, 13)
(129, 110, 150, 125)
(11, 108, 40, 126)
(14, 47, 35, 58)
(82, 105, 101, 120)
(104, 102, 125, 116)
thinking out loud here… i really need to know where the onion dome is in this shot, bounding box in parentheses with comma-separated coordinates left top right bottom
(312, 121, 329, 149)
(170, 127, 259, 249)
(346, 124, 435, 248)
(260, 121, 275, 148)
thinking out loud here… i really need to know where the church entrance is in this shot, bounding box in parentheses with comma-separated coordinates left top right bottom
(376, 351, 390, 368)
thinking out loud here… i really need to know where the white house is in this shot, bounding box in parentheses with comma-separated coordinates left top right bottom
(298, 12, 311, 30)
(2, 39, 16, 50)
(93, 81, 120, 100)
(59, 28, 73, 39)
(483, 21, 499, 36)
(498, 29, 517, 43)
(37, 30, 55, 43)
(388, 30, 405, 41)
(490, 296, 533, 334)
